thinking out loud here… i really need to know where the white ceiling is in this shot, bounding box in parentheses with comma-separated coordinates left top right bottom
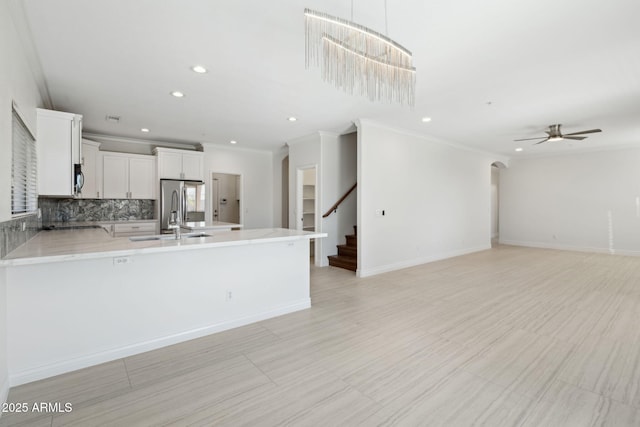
(20, 0, 640, 156)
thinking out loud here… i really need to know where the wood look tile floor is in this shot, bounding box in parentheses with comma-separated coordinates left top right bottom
(3, 245, 640, 426)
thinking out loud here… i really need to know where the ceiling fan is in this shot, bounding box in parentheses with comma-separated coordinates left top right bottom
(514, 124, 602, 145)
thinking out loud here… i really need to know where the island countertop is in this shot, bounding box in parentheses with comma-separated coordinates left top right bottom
(1, 227, 326, 267)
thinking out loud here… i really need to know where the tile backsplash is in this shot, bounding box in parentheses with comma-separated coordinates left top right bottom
(0, 213, 40, 258)
(39, 198, 155, 223)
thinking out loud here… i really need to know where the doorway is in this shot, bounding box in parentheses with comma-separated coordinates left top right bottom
(491, 162, 506, 246)
(296, 165, 318, 264)
(212, 172, 241, 224)
(282, 155, 289, 228)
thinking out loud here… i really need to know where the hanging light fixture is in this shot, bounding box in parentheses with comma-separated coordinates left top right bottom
(304, 3, 416, 107)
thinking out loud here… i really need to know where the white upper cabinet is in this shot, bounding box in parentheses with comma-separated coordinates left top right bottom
(36, 108, 82, 196)
(181, 152, 204, 181)
(154, 147, 204, 181)
(128, 157, 155, 198)
(157, 150, 183, 179)
(80, 140, 101, 199)
(103, 152, 155, 199)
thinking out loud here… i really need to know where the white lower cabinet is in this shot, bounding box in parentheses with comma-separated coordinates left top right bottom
(102, 153, 155, 199)
(109, 221, 158, 237)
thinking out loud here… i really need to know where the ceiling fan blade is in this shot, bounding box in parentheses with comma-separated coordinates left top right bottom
(514, 136, 547, 142)
(534, 138, 550, 145)
(563, 129, 602, 136)
(563, 136, 586, 140)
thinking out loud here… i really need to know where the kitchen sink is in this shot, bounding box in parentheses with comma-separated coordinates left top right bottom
(129, 232, 211, 242)
(185, 232, 211, 238)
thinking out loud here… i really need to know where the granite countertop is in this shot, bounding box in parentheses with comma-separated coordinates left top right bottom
(1, 228, 326, 267)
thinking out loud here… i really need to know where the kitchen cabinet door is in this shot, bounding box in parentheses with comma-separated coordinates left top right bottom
(102, 154, 129, 198)
(129, 157, 155, 199)
(181, 153, 204, 181)
(80, 141, 101, 198)
(158, 151, 182, 179)
(155, 148, 204, 181)
(37, 109, 78, 196)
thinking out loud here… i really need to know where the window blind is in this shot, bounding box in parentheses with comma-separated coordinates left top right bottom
(11, 108, 37, 215)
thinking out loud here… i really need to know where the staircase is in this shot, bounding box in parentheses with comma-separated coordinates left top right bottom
(328, 226, 357, 272)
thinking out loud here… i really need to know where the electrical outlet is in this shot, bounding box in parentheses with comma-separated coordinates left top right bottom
(113, 256, 132, 266)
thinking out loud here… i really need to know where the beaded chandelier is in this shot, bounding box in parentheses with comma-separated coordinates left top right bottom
(304, 7, 416, 107)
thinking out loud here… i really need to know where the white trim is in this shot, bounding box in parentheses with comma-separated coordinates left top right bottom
(357, 245, 491, 278)
(11, 101, 35, 140)
(0, 376, 9, 412)
(498, 239, 640, 257)
(9, 299, 310, 387)
(508, 143, 640, 161)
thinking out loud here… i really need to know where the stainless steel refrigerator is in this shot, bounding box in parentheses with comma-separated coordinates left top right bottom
(160, 179, 206, 233)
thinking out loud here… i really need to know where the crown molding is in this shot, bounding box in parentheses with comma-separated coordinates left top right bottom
(355, 119, 510, 165)
(508, 142, 640, 161)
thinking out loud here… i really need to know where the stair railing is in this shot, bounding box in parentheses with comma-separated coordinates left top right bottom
(323, 183, 357, 218)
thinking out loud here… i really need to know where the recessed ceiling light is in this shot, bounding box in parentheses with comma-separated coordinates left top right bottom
(170, 91, 185, 98)
(421, 117, 432, 123)
(515, 147, 523, 152)
(191, 65, 207, 74)
(230, 140, 237, 144)
(141, 128, 150, 133)
(288, 117, 297, 122)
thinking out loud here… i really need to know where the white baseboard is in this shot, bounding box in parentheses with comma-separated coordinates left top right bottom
(499, 239, 640, 257)
(357, 245, 491, 278)
(0, 375, 9, 414)
(10, 299, 310, 387)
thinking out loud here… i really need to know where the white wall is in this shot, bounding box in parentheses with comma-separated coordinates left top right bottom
(0, 1, 44, 407)
(0, 2, 43, 222)
(321, 132, 357, 265)
(500, 148, 640, 255)
(272, 148, 289, 228)
(357, 120, 496, 277)
(201, 144, 274, 229)
(0, 268, 7, 408)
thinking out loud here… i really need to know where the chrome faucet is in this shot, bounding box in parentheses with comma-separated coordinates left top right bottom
(168, 190, 181, 239)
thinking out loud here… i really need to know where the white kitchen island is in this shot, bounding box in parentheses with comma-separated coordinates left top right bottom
(1, 227, 324, 386)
